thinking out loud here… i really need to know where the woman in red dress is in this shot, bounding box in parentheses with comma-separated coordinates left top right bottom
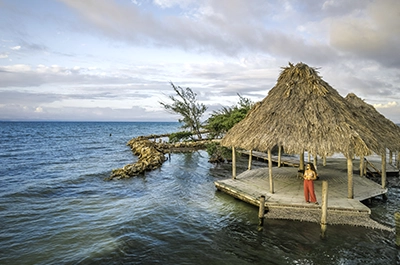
(303, 163, 318, 204)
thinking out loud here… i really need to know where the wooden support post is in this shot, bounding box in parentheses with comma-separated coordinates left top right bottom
(397, 152, 400, 169)
(300, 152, 305, 171)
(382, 152, 387, 189)
(395, 212, 400, 247)
(313, 153, 318, 170)
(389, 150, 393, 165)
(320, 181, 328, 239)
(268, 149, 274, 194)
(323, 156, 326, 167)
(308, 152, 311, 162)
(363, 157, 367, 176)
(359, 155, 364, 176)
(258, 195, 266, 226)
(232, 146, 236, 179)
(298, 151, 305, 178)
(347, 157, 354, 199)
(248, 150, 253, 170)
(278, 145, 282, 168)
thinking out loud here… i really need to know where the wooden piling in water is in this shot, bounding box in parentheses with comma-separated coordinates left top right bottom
(321, 181, 328, 224)
(396, 212, 400, 247)
(258, 195, 266, 226)
(320, 181, 328, 238)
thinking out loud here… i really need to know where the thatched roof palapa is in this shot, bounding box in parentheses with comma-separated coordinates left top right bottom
(345, 93, 400, 152)
(221, 62, 386, 159)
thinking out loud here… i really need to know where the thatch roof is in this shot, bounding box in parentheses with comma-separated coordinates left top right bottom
(221, 62, 386, 158)
(345, 93, 400, 152)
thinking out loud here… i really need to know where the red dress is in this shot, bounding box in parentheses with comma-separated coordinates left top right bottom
(303, 170, 317, 203)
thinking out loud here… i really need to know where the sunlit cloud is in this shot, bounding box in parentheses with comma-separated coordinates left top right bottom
(373, 101, 398, 109)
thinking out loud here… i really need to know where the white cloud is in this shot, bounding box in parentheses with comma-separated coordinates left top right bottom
(10, 45, 21, 50)
(330, 0, 400, 67)
(35, 106, 44, 113)
(373, 101, 398, 109)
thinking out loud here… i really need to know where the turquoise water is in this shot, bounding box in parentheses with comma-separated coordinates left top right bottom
(0, 122, 399, 264)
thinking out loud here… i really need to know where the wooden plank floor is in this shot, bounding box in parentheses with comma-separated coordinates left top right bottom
(215, 161, 388, 215)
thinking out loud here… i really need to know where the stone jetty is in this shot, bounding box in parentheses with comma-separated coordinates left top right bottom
(107, 136, 211, 180)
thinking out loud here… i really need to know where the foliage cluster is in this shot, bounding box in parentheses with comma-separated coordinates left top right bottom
(160, 83, 254, 162)
(159, 82, 206, 139)
(204, 94, 253, 138)
(168, 131, 193, 143)
(205, 141, 232, 163)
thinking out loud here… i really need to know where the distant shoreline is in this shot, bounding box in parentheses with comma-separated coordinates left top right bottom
(0, 120, 180, 123)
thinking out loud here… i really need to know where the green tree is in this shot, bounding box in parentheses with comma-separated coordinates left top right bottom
(205, 94, 253, 138)
(160, 82, 207, 139)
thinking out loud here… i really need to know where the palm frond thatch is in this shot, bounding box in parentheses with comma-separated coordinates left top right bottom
(221, 62, 387, 158)
(345, 93, 400, 152)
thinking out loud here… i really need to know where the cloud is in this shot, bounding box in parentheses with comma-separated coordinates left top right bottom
(34, 106, 44, 113)
(57, 0, 340, 64)
(373, 101, 397, 109)
(330, 0, 400, 67)
(2, 0, 399, 123)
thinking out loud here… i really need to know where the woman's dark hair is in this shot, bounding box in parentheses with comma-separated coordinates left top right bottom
(306, 163, 317, 172)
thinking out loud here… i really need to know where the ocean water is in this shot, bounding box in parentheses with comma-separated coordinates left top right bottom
(0, 121, 399, 265)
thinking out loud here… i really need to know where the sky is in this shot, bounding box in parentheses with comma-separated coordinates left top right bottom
(0, 0, 399, 123)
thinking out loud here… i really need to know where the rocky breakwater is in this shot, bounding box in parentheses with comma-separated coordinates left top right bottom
(107, 136, 211, 180)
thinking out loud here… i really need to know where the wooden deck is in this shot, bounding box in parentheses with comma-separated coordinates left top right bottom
(215, 159, 392, 229)
(365, 158, 399, 176)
